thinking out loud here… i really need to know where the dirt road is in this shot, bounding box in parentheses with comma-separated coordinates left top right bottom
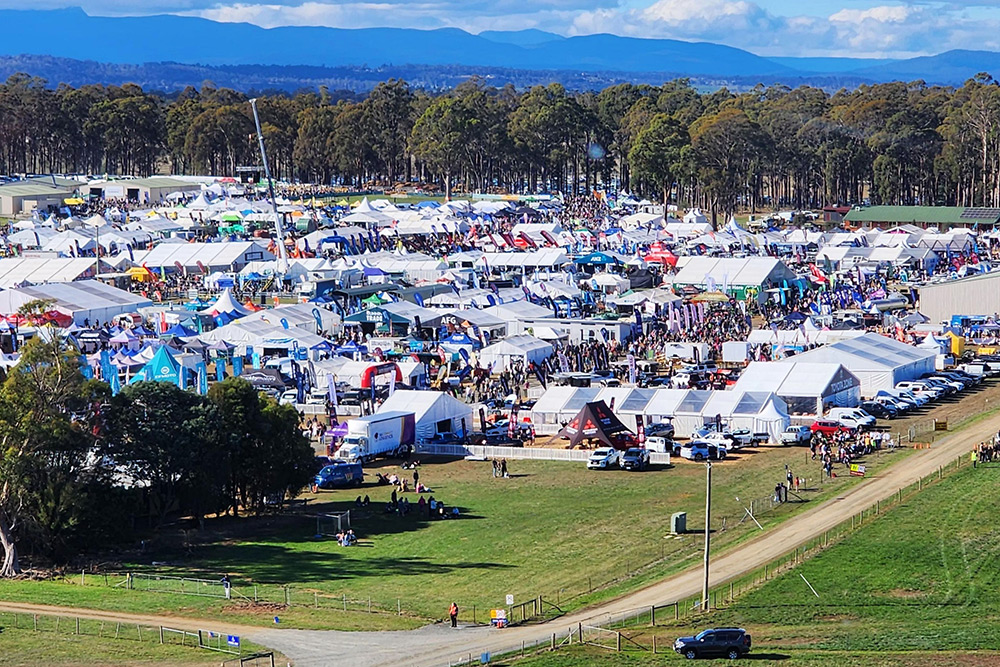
(257, 407, 1000, 667)
(4, 410, 996, 667)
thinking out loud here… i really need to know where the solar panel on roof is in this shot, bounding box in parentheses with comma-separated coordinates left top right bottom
(960, 208, 1000, 220)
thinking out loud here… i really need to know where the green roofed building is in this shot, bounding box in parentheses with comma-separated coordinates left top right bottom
(0, 176, 79, 216)
(844, 206, 1000, 230)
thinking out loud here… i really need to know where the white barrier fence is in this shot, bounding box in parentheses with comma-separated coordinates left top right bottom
(415, 443, 670, 465)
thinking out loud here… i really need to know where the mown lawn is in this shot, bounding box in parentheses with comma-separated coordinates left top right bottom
(0, 440, 907, 631)
(125, 443, 902, 623)
(0, 620, 265, 666)
(502, 460, 1000, 665)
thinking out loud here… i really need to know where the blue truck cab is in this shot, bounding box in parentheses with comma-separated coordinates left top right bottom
(313, 462, 364, 490)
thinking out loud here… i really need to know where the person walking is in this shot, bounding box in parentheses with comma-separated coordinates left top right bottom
(972, 448, 979, 469)
(221, 574, 231, 600)
(449, 602, 459, 628)
(500, 458, 508, 478)
(413, 468, 419, 487)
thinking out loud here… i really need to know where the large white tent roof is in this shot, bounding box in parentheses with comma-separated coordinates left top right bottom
(0, 257, 107, 288)
(134, 241, 274, 271)
(0, 279, 152, 323)
(734, 362, 858, 397)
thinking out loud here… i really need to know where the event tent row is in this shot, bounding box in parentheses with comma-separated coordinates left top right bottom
(530, 386, 790, 442)
(0, 280, 153, 326)
(0, 257, 110, 289)
(133, 241, 275, 272)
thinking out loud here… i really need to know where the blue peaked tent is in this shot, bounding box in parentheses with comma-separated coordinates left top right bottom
(129, 345, 183, 386)
(163, 323, 197, 338)
(574, 252, 621, 266)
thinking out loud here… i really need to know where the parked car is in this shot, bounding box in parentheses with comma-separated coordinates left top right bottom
(645, 435, 675, 454)
(646, 421, 676, 439)
(896, 381, 942, 400)
(810, 419, 853, 437)
(278, 389, 298, 406)
(587, 447, 621, 470)
(860, 400, 897, 419)
(673, 628, 752, 660)
(730, 428, 769, 447)
(701, 431, 739, 449)
(780, 425, 812, 445)
(620, 448, 651, 471)
(313, 462, 364, 490)
(680, 441, 727, 461)
(923, 375, 963, 393)
(469, 433, 524, 447)
(827, 407, 876, 430)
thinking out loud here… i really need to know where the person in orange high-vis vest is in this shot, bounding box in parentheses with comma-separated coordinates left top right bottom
(449, 602, 459, 627)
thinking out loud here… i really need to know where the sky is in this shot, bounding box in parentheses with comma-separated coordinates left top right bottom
(14, 1, 1000, 58)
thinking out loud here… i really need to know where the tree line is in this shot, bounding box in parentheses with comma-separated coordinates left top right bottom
(0, 334, 313, 577)
(7, 72, 1000, 217)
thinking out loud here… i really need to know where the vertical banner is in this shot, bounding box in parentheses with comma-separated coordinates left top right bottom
(216, 359, 225, 382)
(635, 415, 645, 445)
(251, 353, 261, 369)
(388, 369, 396, 396)
(110, 370, 121, 396)
(232, 355, 243, 378)
(627, 353, 636, 385)
(197, 362, 208, 395)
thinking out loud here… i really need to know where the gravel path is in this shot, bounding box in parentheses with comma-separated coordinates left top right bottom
(3, 410, 994, 667)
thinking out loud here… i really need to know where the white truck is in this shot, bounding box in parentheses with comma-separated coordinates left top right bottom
(335, 412, 416, 463)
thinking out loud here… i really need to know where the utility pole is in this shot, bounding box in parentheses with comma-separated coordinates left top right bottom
(249, 98, 288, 277)
(702, 461, 712, 611)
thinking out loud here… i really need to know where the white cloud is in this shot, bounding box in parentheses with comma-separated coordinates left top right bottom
(829, 5, 914, 23)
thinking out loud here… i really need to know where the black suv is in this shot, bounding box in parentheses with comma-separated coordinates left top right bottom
(674, 628, 751, 660)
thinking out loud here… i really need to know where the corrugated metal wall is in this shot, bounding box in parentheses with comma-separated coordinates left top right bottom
(918, 274, 1000, 324)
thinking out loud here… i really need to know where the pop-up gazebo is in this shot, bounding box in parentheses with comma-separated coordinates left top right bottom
(557, 400, 630, 449)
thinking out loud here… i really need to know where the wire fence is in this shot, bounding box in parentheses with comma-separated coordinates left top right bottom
(75, 570, 425, 621)
(493, 448, 905, 625)
(444, 450, 972, 666)
(0, 610, 241, 656)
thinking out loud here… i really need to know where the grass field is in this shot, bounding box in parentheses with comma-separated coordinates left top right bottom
(497, 457, 1000, 666)
(0, 609, 278, 666)
(0, 439, 910, 631)
(0, 629, 225, 666)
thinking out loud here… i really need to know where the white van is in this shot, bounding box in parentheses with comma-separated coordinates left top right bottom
(827, 407, 876, 430)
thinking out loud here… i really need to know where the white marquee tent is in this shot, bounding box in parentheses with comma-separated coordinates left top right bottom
(377, 390, 473, 442)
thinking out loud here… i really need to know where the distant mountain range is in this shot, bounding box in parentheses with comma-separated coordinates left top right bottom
(2, 8, 1000, 91)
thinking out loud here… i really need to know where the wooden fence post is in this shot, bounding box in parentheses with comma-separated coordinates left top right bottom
(616, 631, 621, 652)
(551, 633, 556, 650)
(674, 602, 678, 620)
(159, 626, 164, 644)
(652, 635, 657, 654)
(650, 605, 655, 626)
